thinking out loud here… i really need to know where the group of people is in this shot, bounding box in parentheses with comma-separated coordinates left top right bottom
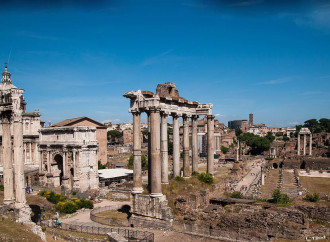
(25, 185, 33, 194)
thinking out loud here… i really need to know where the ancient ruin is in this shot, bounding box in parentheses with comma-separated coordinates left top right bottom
(124, 82, 215, 228)
(297, 127, 312, 156)
(38, 126, 99, 192)
(0, 65, 31, 221)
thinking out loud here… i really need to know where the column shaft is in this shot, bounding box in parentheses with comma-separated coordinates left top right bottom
(63, 151, 67, 178)
(303, 134, 306, 156)
(207, 115, 215, 175)
(309, 135, 312, 155)
(13, 115, 26, 207)
(183, 116, 190, 177)
(39, 150, 43, 173)
(132, 112, 143, 193)
(297, 135, 300, 155)
(73, 150, 76, 177)
(192, 116, 199, 173)
(2, 112, 15, 204)
(147, 113, 151, 190)
(172, 115, 180, 177)
(47, 151, 51, 173)
(29, 143, 32, 163)
(150, 109, 162, 197)
(160, 113, 169, 184)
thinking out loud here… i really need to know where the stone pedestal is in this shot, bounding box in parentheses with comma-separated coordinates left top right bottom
(130, 194, 173, 229)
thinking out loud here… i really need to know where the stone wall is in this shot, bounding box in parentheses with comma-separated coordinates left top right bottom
(283, 157, 330, 170)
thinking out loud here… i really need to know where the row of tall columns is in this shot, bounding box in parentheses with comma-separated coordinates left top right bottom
(23, 142, 35, 164)
(297, 134, 312, 156)
(131, 110, 215, 196)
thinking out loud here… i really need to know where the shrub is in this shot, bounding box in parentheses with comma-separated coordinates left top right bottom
(229, 191, 244, 199)
(0, 185, 4, 191)
(38, 190, 46, 196)
(175, 176, 185, 182)
(72, 198, 93, 209)
(221, 146, 229, 154)
(198, 173, 214, 185)
(192, 171, 199, 176)
(303, 193, 320, 202)
(41, 226, 46, 232)
(47, 192, 66, 204)
(272, 189, 292, 205)
(56, 201, 78, 213)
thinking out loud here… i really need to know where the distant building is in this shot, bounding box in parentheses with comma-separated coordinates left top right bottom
(228, 119, 249, 132)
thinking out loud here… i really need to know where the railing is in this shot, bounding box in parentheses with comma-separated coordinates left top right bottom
(41, 221, 154, 242)
(90, 205, 129, 227)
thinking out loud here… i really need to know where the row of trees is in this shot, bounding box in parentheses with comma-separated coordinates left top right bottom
(296, 118, 330, 134)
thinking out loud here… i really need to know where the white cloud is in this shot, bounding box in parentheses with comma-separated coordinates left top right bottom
(257, 76, 295, 85)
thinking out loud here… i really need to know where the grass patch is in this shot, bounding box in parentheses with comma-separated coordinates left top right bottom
(300, 176, 330, 196)
(0, 218, 43, 242)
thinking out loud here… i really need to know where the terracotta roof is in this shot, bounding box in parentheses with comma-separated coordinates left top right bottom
(52, 117, 105, 128)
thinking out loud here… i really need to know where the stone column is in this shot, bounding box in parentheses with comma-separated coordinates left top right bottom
(182, 115, 190, 178)
(207, 115, 215, 175)
(29, 143, 32, 163)
(297, 134, 300, 155)
(309, 134, 312, 155)
(132, 111, 143, 193)
(39, 150, 43, 173)
(147, 112, 151, 191)
(13, 111, 26, 207)
(47, 149, 51, 174)
(191, 115, 199, 174)
(160, 112, 169, 184)
(72, 150, 76, 178)
(303, 134, 306, 156)
(237, 140, 240, 161)
(149, 108, 162, 197)
(172, 114, 180, 177)
(23, 143, 27, 164)
(63, 150, 67, 178)
(2, 111, 15, 205)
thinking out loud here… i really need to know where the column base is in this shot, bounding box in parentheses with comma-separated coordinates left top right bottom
(183, 176, 190, 179)
(161, 182, 169, 185)
(132, 187, 143, 194)
(3, 199, 15, 205)
(150, 192, 163, 198)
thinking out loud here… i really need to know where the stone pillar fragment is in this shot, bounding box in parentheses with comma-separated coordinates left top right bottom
(191, 116, 199, 174)
(160, 113, 169, 184)
(2, 111, 15, 205)
(150, 108, 162, 197)
(13, 111, 26, 207)
(29, 143, 32, 163)
(172, 114, 180, 177)
(309, 135, 312, 156)
(297, 134, 300, 155)
(183, 115, 190, 178)
(47, 150, 51, 174)
(39, 150, 43, 173)
(207, 115, 215, 175)
(132, 112, 143, 193)
(303, 134, 306, 156)
(147, 112, 151, 191)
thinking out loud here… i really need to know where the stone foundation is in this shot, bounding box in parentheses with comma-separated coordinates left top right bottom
(130, 194, 173, 229)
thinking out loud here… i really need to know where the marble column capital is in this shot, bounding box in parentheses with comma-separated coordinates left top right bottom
(171, 112, 180, 118)
(1, 111, 12, 123)
(131, 110, 141, 115)
(160, 111, 169, 118)
(207, 115, 215, 120)
(149, 107, 161, 113)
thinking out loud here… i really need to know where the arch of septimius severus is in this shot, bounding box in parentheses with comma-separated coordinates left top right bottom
(0, 64, 30, 221)
(124, 82, 215, 228)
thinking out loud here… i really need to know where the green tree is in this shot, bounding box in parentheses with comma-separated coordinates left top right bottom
(283, 134, 289, 142)
(304, 119, 319, 133)
(319, 118, 330, 132)
(127, 154, 148, 171)
(107, 130, 122, 141)
(235, 129, 243, 139)
(221, 146, 229, 154)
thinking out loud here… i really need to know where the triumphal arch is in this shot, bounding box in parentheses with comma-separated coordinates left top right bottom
(123, 82, 214, 228)
(0, 65, 31, 221)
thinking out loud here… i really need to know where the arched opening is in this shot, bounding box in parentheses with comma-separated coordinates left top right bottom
(300, 160, 306, 169)
(279, 162, 284, 168)
(273, 163, 278, 169)
(54, 154, 63, 185)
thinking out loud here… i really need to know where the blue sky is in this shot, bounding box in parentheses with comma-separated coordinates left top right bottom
(1, 0, 329, 127)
